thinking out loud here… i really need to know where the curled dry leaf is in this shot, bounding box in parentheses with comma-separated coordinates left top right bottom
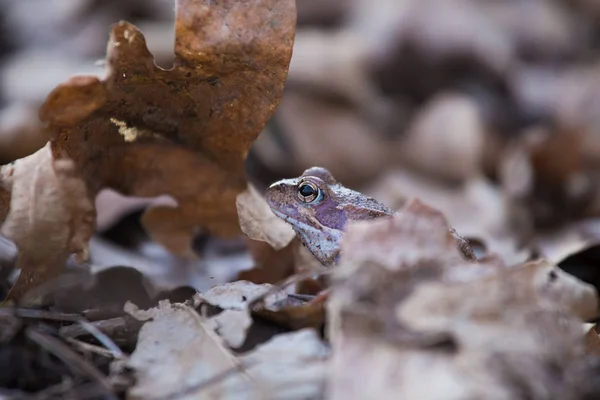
(38, 0, 297, 256)
(236, 184, 295, 250)
(327, 199, 600, 400)
(0, 144, 95, 301)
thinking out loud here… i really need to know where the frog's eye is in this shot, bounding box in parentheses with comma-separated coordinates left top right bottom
(297, 181, 320, 203)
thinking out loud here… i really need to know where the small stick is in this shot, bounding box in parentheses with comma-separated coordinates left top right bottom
(26, 327, 118, 400)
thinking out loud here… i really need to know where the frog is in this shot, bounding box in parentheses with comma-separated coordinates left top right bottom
(265, 166, 476, 266)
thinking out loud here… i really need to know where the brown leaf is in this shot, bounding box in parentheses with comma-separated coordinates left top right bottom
(255, 298, 325, 331)
(584, 323, 600, 355)
(0, 144, 95, 301)
(500, 127, 598, 237)
(238, 238, 298, 285)
(39, 0, 296, 256)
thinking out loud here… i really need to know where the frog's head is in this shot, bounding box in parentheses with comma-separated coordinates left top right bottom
(265, 167, 393, 266)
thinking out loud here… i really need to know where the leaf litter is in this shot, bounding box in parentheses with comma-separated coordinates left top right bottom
(3, 0, 600, 399)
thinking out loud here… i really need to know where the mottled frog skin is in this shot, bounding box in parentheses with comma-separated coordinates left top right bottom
(266, 167, 477, 267)
(265, 167, 394, 266)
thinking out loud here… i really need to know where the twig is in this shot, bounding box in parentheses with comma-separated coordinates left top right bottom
(0, 307, 81, 322)
(60, 314, 142, 337)
(76, 319, 125, 359)
(25, 327, 118, 400)
(65, 337, 119, 359)
(247, 267, 333, 310)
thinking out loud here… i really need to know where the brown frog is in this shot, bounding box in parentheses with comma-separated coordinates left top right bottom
(266, 166, 476, 266)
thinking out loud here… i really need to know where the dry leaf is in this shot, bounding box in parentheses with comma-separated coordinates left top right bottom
(205, 309, 253, 349)
(327, 199, 599, 400)
(126, 300, 328, 400)
(38, 0, 297, 256)
(195, 280, 288, 311)
(365, 169, 526, 264)
(238, 238, 298, 285)
(239, 328, 328, 399)
(0, 144, 95, 301)
(584, 323, 600, 355)
(236, 184, 295, 250)
(127, 301, 254, 400)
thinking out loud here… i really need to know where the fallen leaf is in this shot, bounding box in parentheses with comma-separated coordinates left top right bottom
(126, 300, 253, 400)
(238, 238, 298, 285)
(584, 323, 600, 355)
(206, 309, 254, 349)
(236, 184, 295, 250)
(239, 328, 328, 398)
(0, 144, 95, 302)
(126, 300, 328, 400)
(195, 280, 288, 311)
(365, 169, 527, 265)
(39, 0, 297, 256)
(255, 299, 326, 331)
(327, 199, 599, 399)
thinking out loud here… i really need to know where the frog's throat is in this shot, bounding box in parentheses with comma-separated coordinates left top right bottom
(271, 208, 342, 266)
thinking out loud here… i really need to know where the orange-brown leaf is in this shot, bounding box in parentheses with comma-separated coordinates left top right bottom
(39, 0, 297, 255)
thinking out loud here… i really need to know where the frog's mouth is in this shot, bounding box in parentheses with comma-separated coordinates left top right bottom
(270, 207, 297, 225)
(269, 208, 287, 221)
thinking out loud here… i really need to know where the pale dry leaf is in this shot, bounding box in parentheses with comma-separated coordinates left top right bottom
(397, 259, 599, 330)
(127, 300, 328, 400)
(236, 184, 295, 250)
(126, 300, 260, 400)
(195, 281, 288, 311)
(240, 329, 329, 399)
(338, 198, 476, 277)
(0, 143, 95, 301)
(365, 169, 525, 265)
(206, 309, 253, 349)
(327, 201, 600, 400)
